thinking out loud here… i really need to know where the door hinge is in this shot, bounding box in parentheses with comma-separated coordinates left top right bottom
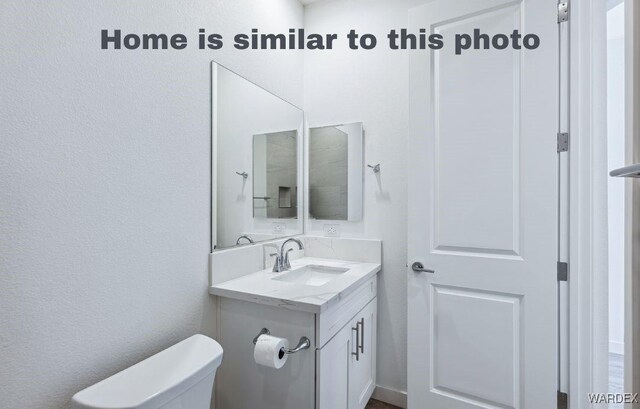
(557, 262, 568, 281)
(558, 391, 568, 409)
(557, 132, 569, 152)
(558, 2, 569, 23)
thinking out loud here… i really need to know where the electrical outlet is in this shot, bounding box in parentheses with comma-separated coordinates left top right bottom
(324, 224, 340, 237)
(272, 222, 285, 234)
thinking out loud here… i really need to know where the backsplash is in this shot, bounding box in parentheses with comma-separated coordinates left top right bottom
(303, 236, 381, 264)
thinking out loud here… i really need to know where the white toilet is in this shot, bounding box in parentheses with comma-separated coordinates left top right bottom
(72, 334, 223, 409)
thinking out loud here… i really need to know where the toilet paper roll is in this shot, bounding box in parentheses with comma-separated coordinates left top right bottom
(253, 334, 289, 369)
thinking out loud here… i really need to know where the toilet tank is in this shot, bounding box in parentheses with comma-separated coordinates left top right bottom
(72, 334, 223, 409)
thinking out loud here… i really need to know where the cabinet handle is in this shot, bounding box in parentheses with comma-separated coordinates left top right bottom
(358, 318, 364, 354)
(351, 322, 360, 361)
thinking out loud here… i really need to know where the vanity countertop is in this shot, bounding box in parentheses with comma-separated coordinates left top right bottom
(208, 257, 380, 313)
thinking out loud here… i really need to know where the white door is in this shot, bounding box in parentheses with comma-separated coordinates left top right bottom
(407, 1, 559, 408)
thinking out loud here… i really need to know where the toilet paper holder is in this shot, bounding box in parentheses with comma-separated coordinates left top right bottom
(252, 328, 311, 354)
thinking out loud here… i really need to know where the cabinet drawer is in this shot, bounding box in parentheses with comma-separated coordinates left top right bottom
(316, 276, 377, 347)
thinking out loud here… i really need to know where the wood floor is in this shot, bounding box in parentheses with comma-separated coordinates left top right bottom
(365, 399, 401, 409)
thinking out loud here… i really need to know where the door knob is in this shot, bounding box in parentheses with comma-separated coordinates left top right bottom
(411, 262, 434, 273)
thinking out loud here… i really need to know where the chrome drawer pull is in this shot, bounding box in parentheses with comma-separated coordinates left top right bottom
(358, 318, 364, 354)
(352, 323, 360, 361)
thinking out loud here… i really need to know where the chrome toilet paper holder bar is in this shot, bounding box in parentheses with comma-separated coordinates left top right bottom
(252, 328, 311, 354)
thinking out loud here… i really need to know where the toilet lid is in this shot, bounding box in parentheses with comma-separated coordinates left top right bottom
(71, 334, 223, 409)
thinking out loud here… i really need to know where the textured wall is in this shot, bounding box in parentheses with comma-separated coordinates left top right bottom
(0, 1, 303, 408)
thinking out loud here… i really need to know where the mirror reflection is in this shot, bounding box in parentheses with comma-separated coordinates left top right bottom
(212, 62, 303, 250)
(308, 122, 363, 221)
(253, 131, 298, 219)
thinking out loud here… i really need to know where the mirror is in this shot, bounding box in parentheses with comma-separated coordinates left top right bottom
(212, 62, 303, 250)
(308, 122, 363, 221)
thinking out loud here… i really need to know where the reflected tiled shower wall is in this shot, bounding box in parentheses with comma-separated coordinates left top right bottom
(266, 131, 298, 219)
(309, 126, 348, 220)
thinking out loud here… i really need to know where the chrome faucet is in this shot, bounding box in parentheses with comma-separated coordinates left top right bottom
(236, 235, 254, 245)
(270, 238, 304, 272)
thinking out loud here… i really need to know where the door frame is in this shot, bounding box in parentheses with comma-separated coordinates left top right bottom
(566, 0, 640, 407)
(624, 0, 640, 403)
(567, 0, 608, 406)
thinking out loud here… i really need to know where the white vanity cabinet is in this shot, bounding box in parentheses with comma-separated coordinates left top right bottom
(210, 257, 380, 409)
(317, 298, 377, 409)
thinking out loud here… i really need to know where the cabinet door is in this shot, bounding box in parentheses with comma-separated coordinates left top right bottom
(316, 321, 352, 409)
(348, 298, 377, 409)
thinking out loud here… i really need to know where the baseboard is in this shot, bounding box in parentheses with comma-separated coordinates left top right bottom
(610, 340, 625, 355)
(372, 385, 407, 408)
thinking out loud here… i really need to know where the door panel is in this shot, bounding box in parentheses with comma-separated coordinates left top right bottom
(433, 3, 522, 256)
(408, 0, 558, 408)
(432, 286, 521, 407)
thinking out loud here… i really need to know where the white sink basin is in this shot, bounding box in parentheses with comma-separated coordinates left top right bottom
(272, 265, 349, 286)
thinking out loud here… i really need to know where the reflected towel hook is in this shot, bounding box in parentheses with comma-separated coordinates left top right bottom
(367, 164, 380, 173)
(236, 171, 249, 179)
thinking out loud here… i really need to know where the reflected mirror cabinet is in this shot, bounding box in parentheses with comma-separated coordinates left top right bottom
(211, 61, 364, 250)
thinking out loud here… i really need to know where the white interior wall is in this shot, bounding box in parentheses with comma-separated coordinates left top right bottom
(0, 1, 303, 408)
(254, 136, 269, 219)
(303, 0, 428, 397)
(607, 1, 626, 355)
